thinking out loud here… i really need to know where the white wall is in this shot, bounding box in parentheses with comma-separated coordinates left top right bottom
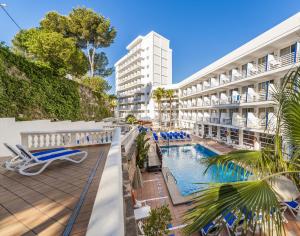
(0, 118, 110, 157)
(86, 128, 124, 236)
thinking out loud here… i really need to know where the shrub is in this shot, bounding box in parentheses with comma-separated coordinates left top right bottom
(143, 205, 172, 236)
(0, 45, 111, 121)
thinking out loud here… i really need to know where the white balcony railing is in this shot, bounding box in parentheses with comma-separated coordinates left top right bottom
(180, 52, 299, 98)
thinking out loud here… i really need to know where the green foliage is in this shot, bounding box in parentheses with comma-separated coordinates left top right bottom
(143, 205, 172, 236)
(12, 7, 116, 78)
(80, 76, 112, 94)
(126, 114, 137, 124)
(40, 7, 116, 77)
(93, 52, 114, 77)
(68, 7, 116, 77)
(136, 131, 150, 169)
(12, 29, 88, 76)
(40, 11, 70, 35)
(0, 45, 112, 121)
(153, 87, 166, 127)
(165, 89, 175, 129)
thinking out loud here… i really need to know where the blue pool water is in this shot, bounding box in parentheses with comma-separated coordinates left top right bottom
(161, 144, 248, 196)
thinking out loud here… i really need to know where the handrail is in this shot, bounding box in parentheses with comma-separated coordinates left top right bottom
(164, 168, 177, 184)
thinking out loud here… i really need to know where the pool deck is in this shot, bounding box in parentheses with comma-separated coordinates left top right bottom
(138, 135, 300, 236)
(0, 145, 110, 236)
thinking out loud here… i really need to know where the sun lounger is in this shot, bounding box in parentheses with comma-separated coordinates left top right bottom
(283, 200, 300, 217)
(5, 144, 87, 176)
(3, 143, 67, 171)
(223, 211, 244, 236)
(200, 221, 220, 236)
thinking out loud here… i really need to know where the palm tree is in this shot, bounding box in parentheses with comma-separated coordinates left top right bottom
(153, 88, 165, 128)
(165, 89, 175, 130)
(136, 131, 150, 169)
(184, 67, 300, 236)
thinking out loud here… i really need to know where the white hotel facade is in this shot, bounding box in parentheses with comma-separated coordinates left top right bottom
(115, 31, 172, 120)
(115, 13, 300, 149)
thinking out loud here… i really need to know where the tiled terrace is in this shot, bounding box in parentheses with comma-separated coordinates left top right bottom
(137, 136, 300, 236)
(0, 145, 110, 236)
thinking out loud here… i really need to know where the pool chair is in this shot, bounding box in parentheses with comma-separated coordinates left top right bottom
(153, 135, 159, 142)
(223, 211, 244, 236)
(3, 143, 67, 171)
(200, 221, 220, 236)
(10, 144, 88, 176)
(283, 200, 300, 217)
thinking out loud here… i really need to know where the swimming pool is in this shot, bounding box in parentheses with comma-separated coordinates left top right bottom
(161, 144, 248, 196)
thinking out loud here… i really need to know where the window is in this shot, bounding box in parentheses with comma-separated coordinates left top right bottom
(242, 64, 247, 76)
(280, 44, 296, 57)
(258, 56, 266, 65)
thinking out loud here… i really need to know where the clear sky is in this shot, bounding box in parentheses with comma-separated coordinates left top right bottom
(1, 0, 300, 92)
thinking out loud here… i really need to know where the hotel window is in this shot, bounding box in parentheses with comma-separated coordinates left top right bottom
(242, 64, 247, 77)
(280, 44, 296, 57)
(258, 56, 266, 65)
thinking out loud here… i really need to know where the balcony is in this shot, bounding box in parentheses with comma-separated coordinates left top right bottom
(180, 52, 299, 99)
(118, 72, 143, 85)
(118, 63, 144, 79)
(241, 91, 273, 103)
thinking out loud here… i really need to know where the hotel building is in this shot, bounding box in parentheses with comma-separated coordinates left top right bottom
(115, 31, 172, 120)
(115, 13, 300, 149)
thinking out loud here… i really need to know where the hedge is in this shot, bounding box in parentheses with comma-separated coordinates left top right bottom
(0, 45, 111, 121)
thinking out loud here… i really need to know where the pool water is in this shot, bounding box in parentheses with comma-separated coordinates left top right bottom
(161, 144, 248, 196)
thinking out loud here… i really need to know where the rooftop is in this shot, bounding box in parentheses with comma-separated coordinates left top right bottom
(0, 145, 110, 236)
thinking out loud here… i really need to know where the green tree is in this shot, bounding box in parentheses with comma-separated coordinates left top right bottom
(143, 205, 172, 236)
(67, 7, 116, 77)
(108, 94, 117, 114)
(126, 114, 137, 124)
(40, 11, 70, 36)
(93, 52, 114, 77)
(81, 76, 112, 94)
(165, 89, 175, 129)
(153, 87, 165, 128)
(184, 68, 300, 235)
(12, 29, 88, 76)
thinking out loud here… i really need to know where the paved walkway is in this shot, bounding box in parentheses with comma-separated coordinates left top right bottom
(0, 145, 110, 236)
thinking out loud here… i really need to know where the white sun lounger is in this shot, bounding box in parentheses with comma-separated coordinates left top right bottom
(3, 143, 68, 171)
(4, 143, 87, 176)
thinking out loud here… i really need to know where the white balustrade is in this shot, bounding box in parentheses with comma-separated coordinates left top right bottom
(21, 129, 114, 150)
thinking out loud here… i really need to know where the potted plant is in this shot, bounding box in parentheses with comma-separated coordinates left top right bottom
(136, 131, 150, 171)
(142, 205, 172, 236)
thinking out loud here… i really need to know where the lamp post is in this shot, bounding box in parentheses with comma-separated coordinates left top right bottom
(0, 3, 22, 30)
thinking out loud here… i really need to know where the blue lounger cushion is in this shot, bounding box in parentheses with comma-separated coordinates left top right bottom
(37, 150, 82, 161)
(224, 212, 237, 227)
(202, 222, 215, 235)
(285, 200, 299, 209)
(32, 148, 66, 156)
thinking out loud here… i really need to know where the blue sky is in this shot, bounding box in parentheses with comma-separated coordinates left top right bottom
(1, 0, 300, 92)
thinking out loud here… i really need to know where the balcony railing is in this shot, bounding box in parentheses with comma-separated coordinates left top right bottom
(180, 52, 298, 98)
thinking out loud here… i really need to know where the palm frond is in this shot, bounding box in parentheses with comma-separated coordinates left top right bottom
(201, 149, 278, 179)
(184, 180, 285, 235)
(273, 67, 300, 150)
